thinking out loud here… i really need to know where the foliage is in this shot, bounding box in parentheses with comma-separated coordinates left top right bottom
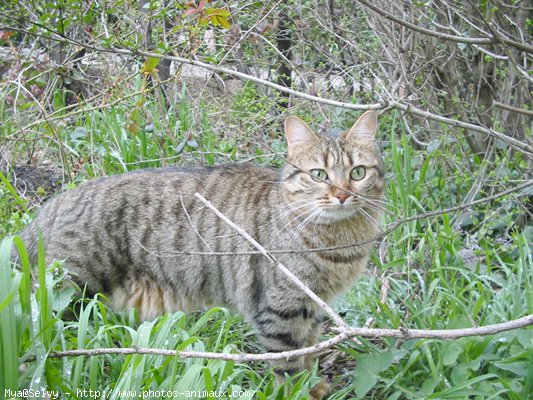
(1, 233, 323, 399)
(1, 104, 531, 398)
(0, 0, 531, 398)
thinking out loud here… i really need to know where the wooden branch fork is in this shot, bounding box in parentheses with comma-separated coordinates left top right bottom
(36, 193, 533, 363)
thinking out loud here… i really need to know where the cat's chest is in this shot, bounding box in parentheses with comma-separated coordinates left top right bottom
(296, 219, 376, 252)
(268, 220, 375, 294)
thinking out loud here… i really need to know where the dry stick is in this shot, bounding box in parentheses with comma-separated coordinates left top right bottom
(193, 192, 349, 330)
(355, 0, 533, 53)
(131, 179, 532, 259)
(25, 194, 533, 364)
(34, 313, 533, 363)
(494, 101, 533, 117)
(3, 25, 532, 155)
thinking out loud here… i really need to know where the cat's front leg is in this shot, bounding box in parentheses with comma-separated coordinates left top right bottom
(272, 351, 329, 400)
(304, 327, 330, 400)
(253, 313, 329, 399)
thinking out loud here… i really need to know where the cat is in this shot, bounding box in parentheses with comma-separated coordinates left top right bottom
(16, 111, 385, 399)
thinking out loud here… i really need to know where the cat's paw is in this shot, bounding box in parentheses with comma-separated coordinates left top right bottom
(309, 380, 330, 400)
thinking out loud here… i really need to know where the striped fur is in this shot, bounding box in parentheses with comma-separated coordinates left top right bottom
(17, 111, 384, 399)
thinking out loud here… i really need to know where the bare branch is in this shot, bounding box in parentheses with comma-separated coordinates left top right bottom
(28, 313, 533, 363)
(355, 0, 533, 53)
(3, 25, 531, 155)
(387, 100, 533, 156)
(494, 101, 533, 117)
(134, 180, 532, 258)
(194, 192, 349, 329)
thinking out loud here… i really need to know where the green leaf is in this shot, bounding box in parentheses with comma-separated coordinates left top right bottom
(442, 340, 463, 366)
(205, 8, 231, 28)
(427, 374, 499, 398)
(353, 351, 394, 397)
(176, 141, 186, 154)
(215, 15, 231, 29)
(187, 139, 199, 148)
(353, 366, 377, 398)
(141, 56, 161, 74)
(420, 376, 441, 395)
(0, 171, 29, 214)
(52, 284, 76, 312)
(494, 361, 529, 377)
(0, 237, 19, 393)
(427, 139, 441, 153)
(451, 364, 470, 385)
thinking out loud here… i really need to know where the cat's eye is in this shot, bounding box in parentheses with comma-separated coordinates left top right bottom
(310, 169, 328, 181)
(350, 166, 366, 181)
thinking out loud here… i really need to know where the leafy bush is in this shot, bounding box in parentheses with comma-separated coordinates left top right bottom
(1, 0, 531, 398)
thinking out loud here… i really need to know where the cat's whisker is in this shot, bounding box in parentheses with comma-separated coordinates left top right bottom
(276, 204, 320, 233)
(360, 194, 395, 209)
(293, 209, 321, 234)
(278, 198, 315, 210)
(357, 208, 381, 227)
(359, 202, 390, 216)
(272, 201, 312, 221)
(355, 209, 372, 226)
(350, 190, 387, 202)
(292, 208, 324, 239)
(355, 197, 392, 215)
(274, 205, 310, 223)
(274, 201, 323, 227)
(359, 197, 390, 208)
(351, 191, 387, 204)
(276, 198, 322, 214)
(312, 210, 326, 236)
(280, 199, 324, 215)
(293, 207, 321, 229)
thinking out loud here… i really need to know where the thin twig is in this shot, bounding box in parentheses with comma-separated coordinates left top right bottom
(194, 192, 349, 329)
(494, 101, 533, 117)
(355, 0, 533, 53)
(132, 180, 532, 258)
(181, 195, 213, 252)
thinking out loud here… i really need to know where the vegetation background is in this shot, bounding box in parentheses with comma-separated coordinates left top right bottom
(0, 0, 531, 399)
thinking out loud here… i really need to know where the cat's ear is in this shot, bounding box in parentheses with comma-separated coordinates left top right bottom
(284, 116, 319, 154)
(342, 110, 378, 140)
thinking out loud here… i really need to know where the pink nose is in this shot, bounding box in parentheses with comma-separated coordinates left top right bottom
(335, 193, 349, 204)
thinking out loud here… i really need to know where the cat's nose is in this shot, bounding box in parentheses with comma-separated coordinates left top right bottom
(335, 192, 350, 204)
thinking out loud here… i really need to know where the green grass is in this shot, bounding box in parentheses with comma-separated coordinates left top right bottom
(1, 89, 531, 399)
(333, 116, 532, 399)
(1, 241, 321, 399)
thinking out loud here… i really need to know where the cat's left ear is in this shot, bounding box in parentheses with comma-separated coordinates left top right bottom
(284, 116, 319, 155)
(342, 110, 378, 140)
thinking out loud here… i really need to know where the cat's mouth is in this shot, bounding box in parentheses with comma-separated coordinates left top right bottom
(320, 203, 359, 221)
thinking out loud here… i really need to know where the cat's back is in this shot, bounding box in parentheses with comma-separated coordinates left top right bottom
(50, 163, 276, 200)
(36, 163, 278, 215)
(22, 163, 280, 263)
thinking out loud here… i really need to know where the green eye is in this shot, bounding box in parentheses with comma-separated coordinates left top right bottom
(310, 169, 328, 181)
(350, 166, 366, 180)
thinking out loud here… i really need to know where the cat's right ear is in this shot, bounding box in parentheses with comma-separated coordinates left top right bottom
(284, 116, 319, 155)
(343, 110, 378, 140)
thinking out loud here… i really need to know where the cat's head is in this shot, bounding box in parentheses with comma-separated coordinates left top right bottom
(281, 111, 385, 223)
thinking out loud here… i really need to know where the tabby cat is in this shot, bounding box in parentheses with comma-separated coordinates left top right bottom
(17, 111, 385, 399)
